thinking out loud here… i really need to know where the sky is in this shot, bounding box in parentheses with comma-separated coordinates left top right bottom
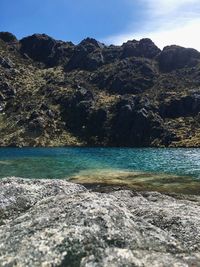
(1, 0, 200, 50)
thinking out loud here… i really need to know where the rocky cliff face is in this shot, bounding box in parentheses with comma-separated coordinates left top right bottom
(1, 177, 200, 267)
(1, 31, 200, 147)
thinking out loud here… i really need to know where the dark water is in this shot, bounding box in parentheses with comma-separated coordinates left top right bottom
(0, 148, 200, 194)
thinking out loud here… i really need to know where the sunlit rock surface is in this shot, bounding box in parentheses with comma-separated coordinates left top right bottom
(1, 32, 200, 147)
(0, 177, 200, 266)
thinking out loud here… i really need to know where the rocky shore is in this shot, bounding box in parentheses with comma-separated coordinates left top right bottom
(0, 177, 200, 266)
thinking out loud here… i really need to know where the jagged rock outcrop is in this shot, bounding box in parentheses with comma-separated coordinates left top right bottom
(20, 34, 74, 67)
(0, 177, 200, 266)
(61, 88, 95, 135)
(159, 92, 200, 118)
(110, 96, 166, 146)
(65, 38, 105, 71)
(92, 57, 157, 94)
(121, 38, 161, 59)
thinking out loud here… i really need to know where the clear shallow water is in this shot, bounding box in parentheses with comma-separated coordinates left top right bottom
(0, 147, 200, 194)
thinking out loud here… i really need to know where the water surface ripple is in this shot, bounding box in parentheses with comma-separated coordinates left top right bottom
(0, 148, 200, 194)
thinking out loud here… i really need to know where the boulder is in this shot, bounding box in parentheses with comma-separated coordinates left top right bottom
(0, 32, 18, 43)
(121, 38, 161, 59)
(158, 45, 200, 72)
(0, 178, 200, 266)
(102, 45, 122, 64)
(65, 38, 105, 71)
(0, 177, 86, 222)
(0, 56, 14, 69)
(0, 82, 16, 99)
(79, 37, 105, 52)
(75, 87, 94, 102)
(20, 34, 74, 67)
(27, 116, 46, 136)
(159, 93, 200, 118)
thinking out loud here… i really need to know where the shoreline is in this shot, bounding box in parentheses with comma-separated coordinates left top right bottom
(1, 145, 200, 148)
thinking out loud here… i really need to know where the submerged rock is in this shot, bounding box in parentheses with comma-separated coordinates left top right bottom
(70, 168, 200, 195)
(0, 177, 200, 266)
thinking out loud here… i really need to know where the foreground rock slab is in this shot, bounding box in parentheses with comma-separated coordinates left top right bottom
(0, 178, 200, 267)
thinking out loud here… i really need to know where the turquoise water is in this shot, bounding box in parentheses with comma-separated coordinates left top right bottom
(0, 147, 200, 178)
(0, 148, 200, 194)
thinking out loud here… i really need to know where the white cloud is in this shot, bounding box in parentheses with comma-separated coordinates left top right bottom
(146, 18, 200, 50)
(142, 0, 199, 16)
(102, 0, 200, 51)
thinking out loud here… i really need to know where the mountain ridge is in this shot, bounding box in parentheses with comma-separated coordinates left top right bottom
(1, 31, 200, 147)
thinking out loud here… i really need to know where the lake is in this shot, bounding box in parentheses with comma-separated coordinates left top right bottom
(0, 147, 200, 194)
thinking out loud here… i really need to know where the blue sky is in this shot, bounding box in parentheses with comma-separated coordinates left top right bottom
(1, 0, 200, 50)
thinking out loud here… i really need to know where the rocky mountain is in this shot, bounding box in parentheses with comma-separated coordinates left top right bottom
(1, 31, 200, 147)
